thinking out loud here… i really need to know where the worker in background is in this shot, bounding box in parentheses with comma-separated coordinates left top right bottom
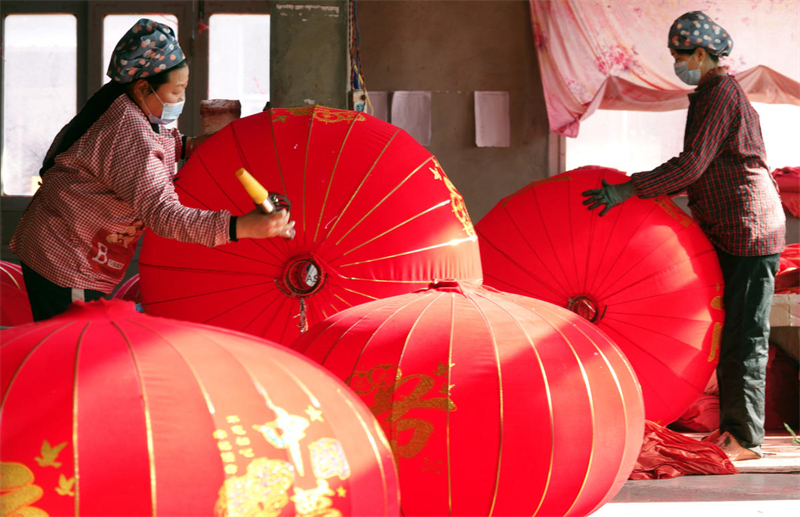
(10, 19, 295, 322)
(582, 11, 785, 461)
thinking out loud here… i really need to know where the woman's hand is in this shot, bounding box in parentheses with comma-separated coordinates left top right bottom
(237, 209, 296, 239)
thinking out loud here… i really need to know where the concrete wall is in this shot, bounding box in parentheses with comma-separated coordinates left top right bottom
(356, 0, 550, 222)
(270, 0, 349, 109)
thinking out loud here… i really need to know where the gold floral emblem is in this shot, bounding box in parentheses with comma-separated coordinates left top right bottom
(272, 106, 366, 124)
(428, 158, 476, 238)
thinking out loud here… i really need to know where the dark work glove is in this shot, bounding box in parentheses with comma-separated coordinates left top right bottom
(268, 192, 291, 212)
(582, 180, 636, 216)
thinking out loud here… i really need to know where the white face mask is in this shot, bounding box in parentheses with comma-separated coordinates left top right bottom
(674, 57, 702, 86)
(143, 84, 184, 125)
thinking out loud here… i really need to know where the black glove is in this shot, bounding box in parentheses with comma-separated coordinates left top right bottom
(582, 180, 636, 216)
(268, 192, 291, 212)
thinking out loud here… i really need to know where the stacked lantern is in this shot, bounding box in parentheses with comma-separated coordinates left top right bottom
(0, 261, 33, 326)
(139, 105, 482, 345)
(477, 166, 725, 425)
(293, 281, 645, 516)
(0, 300, 399, 516)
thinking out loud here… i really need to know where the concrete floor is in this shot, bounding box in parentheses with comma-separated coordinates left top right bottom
(594, 433, 800, 517)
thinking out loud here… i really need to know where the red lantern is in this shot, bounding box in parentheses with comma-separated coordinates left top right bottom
(476, 166, 725, 425)
(0, 261, 33, 327)
(0, 300, 399, 516)
(293, 281, 644, 517)
(112, 274, 142, 303)
(139, 106, 482, 345)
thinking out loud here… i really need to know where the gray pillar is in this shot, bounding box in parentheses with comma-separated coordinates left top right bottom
(270, 0, 349, 109)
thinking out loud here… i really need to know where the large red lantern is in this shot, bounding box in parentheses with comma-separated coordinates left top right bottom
(0, 300, 399, 516)
(293, 281, 644, 517)
(476, 166, 724, 425)
(0, 261, 33, 327)
(139, 106, 482, 345)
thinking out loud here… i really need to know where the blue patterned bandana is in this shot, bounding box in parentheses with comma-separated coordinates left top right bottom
(107, 19, 185, 83)
(668, 11, 733, 57)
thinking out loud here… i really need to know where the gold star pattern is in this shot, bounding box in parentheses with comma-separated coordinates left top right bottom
(337, 486, 347, 498)
(305, 405, 324, 422)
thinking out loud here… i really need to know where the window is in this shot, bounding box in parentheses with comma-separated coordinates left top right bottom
(208, 14, 270, 117)
(566, 105, 800, 174)
(1, 14, 77, 195)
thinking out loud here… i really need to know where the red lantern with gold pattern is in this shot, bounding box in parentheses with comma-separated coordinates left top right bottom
(0, 261, 33, 327)
(293, 281, 645, 517)
(476, 166, 725, 425)
(0, 300, 399, 517)
(139, 106, 482, 345)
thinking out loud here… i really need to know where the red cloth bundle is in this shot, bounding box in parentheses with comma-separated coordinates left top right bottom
(776, 243, 800, 293)
(630, 421, 738, 479)
(773, 166, 800, 218)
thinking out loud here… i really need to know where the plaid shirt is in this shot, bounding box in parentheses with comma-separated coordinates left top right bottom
(10, 94, 230, 294)
(631, 70, 785, 257)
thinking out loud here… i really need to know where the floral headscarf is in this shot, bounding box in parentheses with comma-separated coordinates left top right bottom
(107, 18, 185, 83)
(668, 11, 733, 57)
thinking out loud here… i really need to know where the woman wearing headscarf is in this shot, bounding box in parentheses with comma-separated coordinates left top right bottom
(583, 11, 785, 461)
(10, 19, 295, 322)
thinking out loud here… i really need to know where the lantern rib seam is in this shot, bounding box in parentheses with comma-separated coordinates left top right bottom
(113, 321, 158, 516)
(334, 152, 431, 246)
(463, 293, 504, 517)
(324, 129, 400, 242)
(588, 203, 655, 297)
(314, 113, 360, 242)
(73, 321, 91, 517)
(227, 123, 292, 261)
(472, 291, 554, 516)
(0, 320, 75, 410)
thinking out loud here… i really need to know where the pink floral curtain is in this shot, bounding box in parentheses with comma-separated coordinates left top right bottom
(530, 0, 800, 137)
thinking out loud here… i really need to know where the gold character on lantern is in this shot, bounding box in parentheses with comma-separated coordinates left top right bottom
(214, 458, 294, 517)
(253, 407, 310, 476)
(309, 438, 351, 481)
(291, 479, 342, 517)
(351, 365, 456, 459)
(0, 462, 48, 516)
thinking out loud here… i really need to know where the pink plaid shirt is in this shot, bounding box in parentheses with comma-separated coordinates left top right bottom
(10, 94, 230, 294)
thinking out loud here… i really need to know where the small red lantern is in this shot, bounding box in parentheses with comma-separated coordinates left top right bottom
(293, 281, 644, 517)
(0, 300, 399, 516)
(0, 261, 33, 327)
(476, 166, 725, 425)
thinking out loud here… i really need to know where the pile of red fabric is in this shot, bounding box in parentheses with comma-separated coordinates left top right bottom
(774, 166, 800, 218)
(776, 243, 800, 294)
(629, 421, 738, 479)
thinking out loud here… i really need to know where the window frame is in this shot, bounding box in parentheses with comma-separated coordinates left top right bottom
(0, 1, 87, 206)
